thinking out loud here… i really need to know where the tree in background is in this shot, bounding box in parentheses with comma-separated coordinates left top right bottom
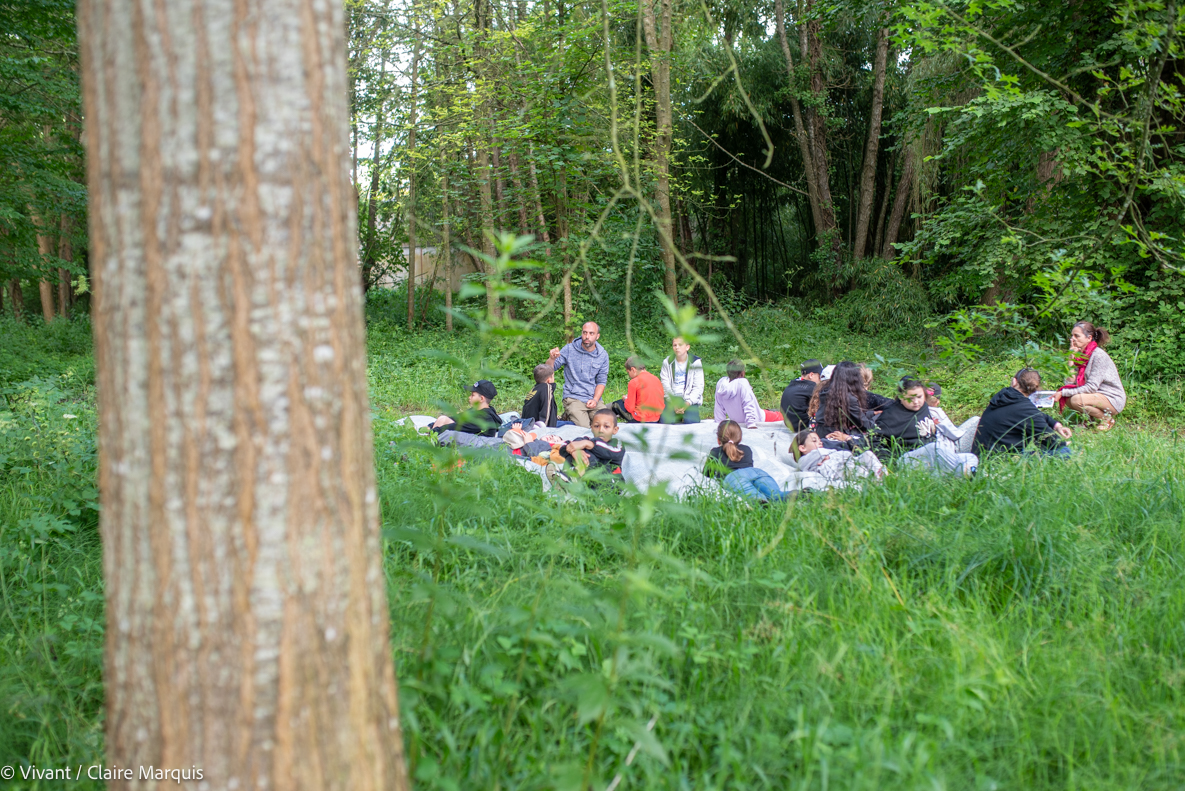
(78, 0, 409, 786)
(0, 0, 86, 322)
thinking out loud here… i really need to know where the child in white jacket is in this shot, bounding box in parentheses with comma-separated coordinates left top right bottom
(659, 336, 705, 423)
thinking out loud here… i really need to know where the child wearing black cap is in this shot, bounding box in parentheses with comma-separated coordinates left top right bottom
(431, 380, 502, 436)
(780, 359, 824, 431)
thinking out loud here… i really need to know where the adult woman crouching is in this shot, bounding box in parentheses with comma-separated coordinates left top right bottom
(1056, 321, 1126, 431)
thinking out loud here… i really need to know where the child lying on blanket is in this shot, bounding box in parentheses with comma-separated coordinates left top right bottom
(502, 423, 562, 458)
(430, 380, 502, 436)
(702, 420, 790, 503)
(547, 409, 625, 485)
(790, 429, 887, 484)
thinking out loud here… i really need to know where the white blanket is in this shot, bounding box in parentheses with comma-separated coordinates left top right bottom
(401, 413, 834, 496)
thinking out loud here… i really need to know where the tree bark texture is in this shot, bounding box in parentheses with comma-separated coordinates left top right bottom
(640, 0, 677, 303)
(77, 0, 409, 789)
(852, 26, 889, 260)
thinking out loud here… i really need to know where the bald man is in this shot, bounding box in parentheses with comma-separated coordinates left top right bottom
(547, 322, 610, 427)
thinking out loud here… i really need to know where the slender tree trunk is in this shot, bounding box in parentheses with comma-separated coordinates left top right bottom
(34, 214, 56, 322)
(640, 0, 678, 302)
(78, 1, 408, 789)
(527, 143, 552, 290)
(441, 151, 453, 332)
(58, 214, 73, 319)
(557, 167, 572, 324)
(853, 27, 889, 260)
(477, 138, 499, 320)
(6, 280, 23, 320)
(406, 26, 421, 330)
(507, 149, 530, 235)
(774, 0, 823, 237)
(363, 54, 388, 292)
(872, 147, 896, 260)
(492, 141, 507, 228)
(801, 0, 839, 255)
(882, 144, 915, 258)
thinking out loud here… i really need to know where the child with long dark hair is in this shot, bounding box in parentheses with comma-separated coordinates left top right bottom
(812, 361, 877, 449)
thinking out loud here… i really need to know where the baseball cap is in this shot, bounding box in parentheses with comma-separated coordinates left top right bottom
(820, 364, 836, 381)
(470, 380, 497, 400)
(927, 383, 942, 398)
(800, 359, 824, 376)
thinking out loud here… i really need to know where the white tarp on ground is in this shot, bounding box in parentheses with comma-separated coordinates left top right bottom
(401, 413, 832, 496)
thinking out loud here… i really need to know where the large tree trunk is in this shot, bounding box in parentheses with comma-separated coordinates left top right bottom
(78, 1, 408, 789)
(882, 144, 915, 258)
(640, 0, 678, 302)
(853, 27, 889, 260)
(774, 0, 824, 237)
(406, 26, 421, 330)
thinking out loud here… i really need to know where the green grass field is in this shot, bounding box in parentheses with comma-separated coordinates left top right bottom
(2, 308, 1183, 789)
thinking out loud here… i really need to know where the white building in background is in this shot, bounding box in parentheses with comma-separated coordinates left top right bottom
(375, 245, 482, 291)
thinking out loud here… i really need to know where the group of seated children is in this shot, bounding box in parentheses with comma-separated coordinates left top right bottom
(785, 359, 1074, 476)
(427, 347, 1077, 500)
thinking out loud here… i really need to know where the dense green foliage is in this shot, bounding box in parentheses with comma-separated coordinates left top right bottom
(3, 312, 1184, 789)
(0, 0, 86, 312)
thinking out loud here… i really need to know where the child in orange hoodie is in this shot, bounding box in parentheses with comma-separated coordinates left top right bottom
(611, 356, 666, 423)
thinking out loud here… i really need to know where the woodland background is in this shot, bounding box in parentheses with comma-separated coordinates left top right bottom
(4, 0, 1185, 377)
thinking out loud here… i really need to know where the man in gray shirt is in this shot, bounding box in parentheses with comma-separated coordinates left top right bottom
(547, 322, 609, 427)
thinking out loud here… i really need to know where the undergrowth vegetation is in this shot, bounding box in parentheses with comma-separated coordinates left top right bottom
(2, 310, 1183, 789)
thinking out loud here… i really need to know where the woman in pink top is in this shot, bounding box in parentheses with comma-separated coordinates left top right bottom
(712, 360, 781, 428)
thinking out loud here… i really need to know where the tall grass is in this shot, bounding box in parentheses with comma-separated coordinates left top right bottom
(1, 310, 1183, 789)
(379, 419, 1184, 790)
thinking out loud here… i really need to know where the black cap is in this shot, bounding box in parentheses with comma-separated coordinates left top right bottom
(927, 382, 942, 398)
(470, 380, 497, 400)
(800, 359, 823, 376)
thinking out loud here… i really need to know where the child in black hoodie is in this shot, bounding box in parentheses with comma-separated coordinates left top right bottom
(973, 368, 1073, 456)
(522, 364, 558, 427)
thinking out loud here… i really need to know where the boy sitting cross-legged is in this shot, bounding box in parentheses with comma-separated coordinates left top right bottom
(612, 356, 665, 423)
(550, 408, 626, 484)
